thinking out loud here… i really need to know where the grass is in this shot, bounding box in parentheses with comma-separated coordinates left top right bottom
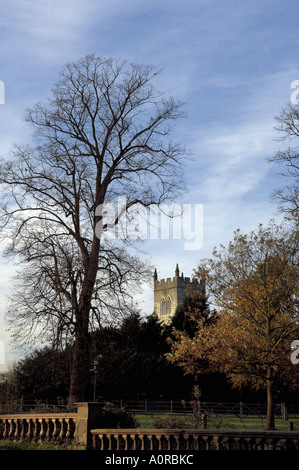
(0, 440, 85, 451)
(134, 413, 299, 431)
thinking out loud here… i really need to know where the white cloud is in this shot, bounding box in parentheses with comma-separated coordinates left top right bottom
(0, 0, 298, 369)
(199, 126, 273, 200)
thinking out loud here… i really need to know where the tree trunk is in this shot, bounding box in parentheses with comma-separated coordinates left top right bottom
(68, 308, 91, 406)
(68, 240, 100, 406)
(264, 367, 275, 430)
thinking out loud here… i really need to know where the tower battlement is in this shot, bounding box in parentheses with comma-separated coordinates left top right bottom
(154, 263, 204, 324)
(155, 276, 200, 286)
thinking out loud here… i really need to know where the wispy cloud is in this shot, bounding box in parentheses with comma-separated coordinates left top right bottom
(0, 0, 299, 364)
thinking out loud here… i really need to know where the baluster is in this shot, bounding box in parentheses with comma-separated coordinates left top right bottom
(221, 435, 228, 450)
(229, 436, 237, 450)
(202, 435, 212, 450)
(15, 419, 22, 440)
(271, 437, 281, 450)
(20, 419, 26, 441)
(163, 433, 170, 450)
(46, 418, 52, 441)
(59, 418, 66, 439)
(26, 418, 33, 441)
(8, 419, 15, 439)
(69, 418, 76, 439)
(139, 433, 146, 450)
(171, 433, 177, 450)
(183, 433, 189, 450)
(39, 419, 47, 441)
(115, 433, 121, 450)
(52, 418, 60, 440)
(173, 434, 179, 451)
(291, 438, 299, 450)
(254, 436, 263, 450)
(92, 433, 97, 450)
(130, 433, 137, 450)
(107, 433, 113, 450)
(65, 418, 71, 439)
(244, 436, 253, 451)
(236, 436, 244, 450)
(98, 433, 104, 450)
(189, 433, 196, 451)
(232, 436, 241, 450)
(214, 435, 223, 450)
(124, 433, 130, 450)
(149, 433, 155, 451)
(196, 435, 204, 450)
(111, 433, 115, 451)
(3, 419, 10, 439)
(33, 418, 40, 441)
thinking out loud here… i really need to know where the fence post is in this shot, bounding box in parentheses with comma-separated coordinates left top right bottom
(281, 403, 288, 421)
(75, 402, 103, 449)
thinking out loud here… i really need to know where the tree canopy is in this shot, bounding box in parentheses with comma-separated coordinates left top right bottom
(167, 221, 299, 430)
(270, 103, 299, 221)
(0, 55, 187, 404)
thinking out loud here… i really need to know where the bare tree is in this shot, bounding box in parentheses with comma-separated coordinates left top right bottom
(0, 55, 187, 404)
(270, 103, 299, 222)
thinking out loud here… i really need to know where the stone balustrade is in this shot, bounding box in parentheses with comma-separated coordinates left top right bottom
(1, 403, 299, 451)
(0, 402, 109, 447)
(0, 413, 77, 442)
(91, 428, 299, 451)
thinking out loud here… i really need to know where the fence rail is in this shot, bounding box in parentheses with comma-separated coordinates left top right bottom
(99, 400, 299, 419)
(1, 399, 299, 419)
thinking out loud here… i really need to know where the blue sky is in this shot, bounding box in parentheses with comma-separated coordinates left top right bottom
(0, 0, 298, 368)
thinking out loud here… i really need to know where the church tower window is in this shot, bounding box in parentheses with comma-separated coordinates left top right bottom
(160, 297, 166, 316)
(166, 296, 171, 316)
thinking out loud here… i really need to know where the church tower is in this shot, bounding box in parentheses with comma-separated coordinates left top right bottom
(154, 264, 205, 324)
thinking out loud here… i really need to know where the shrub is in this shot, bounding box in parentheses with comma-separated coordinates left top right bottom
(152, 414, 198, 429)
(97, 403, 139, 428)
(151, 412, 235, 430)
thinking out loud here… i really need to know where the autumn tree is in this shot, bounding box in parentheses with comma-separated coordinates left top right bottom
(167, 222, 299, 430)
(0, 55, 187, 404)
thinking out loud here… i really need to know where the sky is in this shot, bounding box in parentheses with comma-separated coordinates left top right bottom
(0, 0, 298, 370)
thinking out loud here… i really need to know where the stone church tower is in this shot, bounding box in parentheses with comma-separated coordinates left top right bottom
(154, 263, 205, 324)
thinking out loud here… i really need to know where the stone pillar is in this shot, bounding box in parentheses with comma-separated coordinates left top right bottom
(75, 402, 103, 449)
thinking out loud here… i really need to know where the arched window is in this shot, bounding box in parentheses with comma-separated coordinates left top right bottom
(160, 297, 166, 316)
(166, 296, 171, 316)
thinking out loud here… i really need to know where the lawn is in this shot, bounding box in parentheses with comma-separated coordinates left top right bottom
(0, 440, 85, 450)
(134, 412, 299, 431)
